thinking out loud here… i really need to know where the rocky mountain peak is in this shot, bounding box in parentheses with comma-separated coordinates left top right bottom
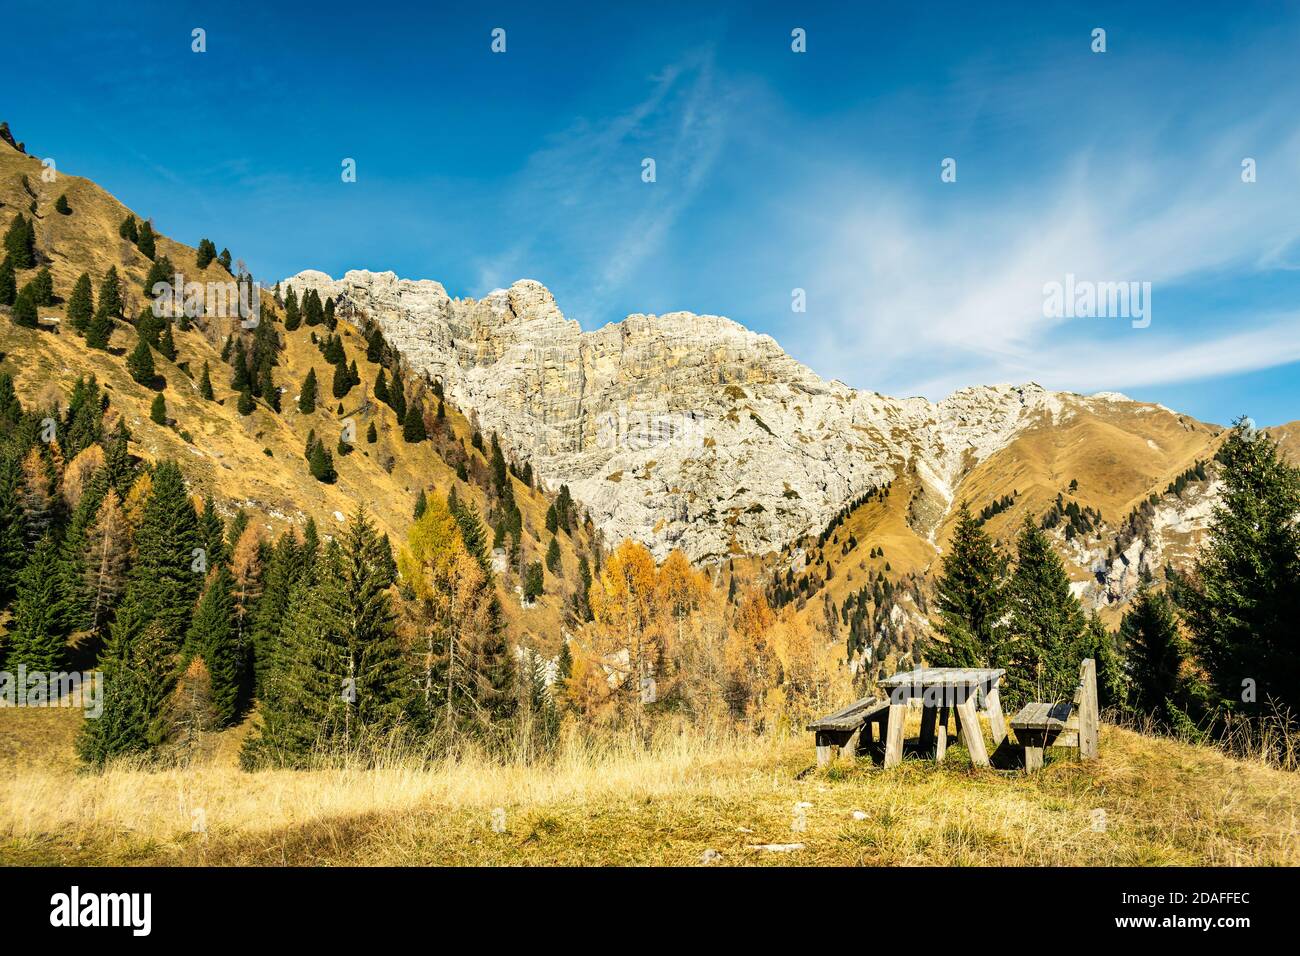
(279, 268, 1160, 562)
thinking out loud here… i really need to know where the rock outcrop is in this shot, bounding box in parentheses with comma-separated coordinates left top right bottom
(279, 269, 1176, 561)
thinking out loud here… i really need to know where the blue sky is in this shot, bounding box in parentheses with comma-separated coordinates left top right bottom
(7, 0, 1300, 425)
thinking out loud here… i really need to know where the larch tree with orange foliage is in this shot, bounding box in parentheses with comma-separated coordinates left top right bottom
(724, 587, 780, 724)
(588, 539, 660, 732)
(228, 523, 264, 707)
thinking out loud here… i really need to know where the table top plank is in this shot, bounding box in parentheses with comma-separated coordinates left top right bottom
(878, 667, 1005, 689)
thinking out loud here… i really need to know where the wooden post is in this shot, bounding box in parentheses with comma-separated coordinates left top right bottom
(815, 731, 836, 768)
(883, 701, 907, 768)
(936, 706, 950, 762)
(956, 694, 989, 767)
(1024, 743, 1044, 772)
(1078, 658, 1099, 759)
(984, 683, 1008, 747)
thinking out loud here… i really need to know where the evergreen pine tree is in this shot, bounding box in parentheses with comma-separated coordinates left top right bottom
(55, 194, 71, 215)
(102, 421, 134, 496)
(546, 536, 561, 574)
(96, 266, 123, 319)
(1119, 583, 1187, 723)
(1180, 420, 1300, 714)
(249, 529, 302, 697)
(186, 565, 241, 725)
(12, 284, 38, 327)
(299, 368, 318, 413)
(230, 343, 250, 392)
(0, 371, 20, 426)
(136, 220, 156, 259)
(0, 255, 15, 306)
(1078, 611, 1127, 711)
(118, 215, 138, 243)
(237, 387, 254, 415)
(448, 492, 491, 575)
(197, 495, 226, 569)
(31, 266, 54, 305)
(199, 362, 214, 400)
(3, 214, 36, 269)
(0, 452, 28, 610)
(282, 286, 300, 330)
(331, 359, 352, 399)
(120, 460, 201, 648)
(126, 336, 156, 385)
(403, 399, 426, 443)
(7, 533, 67, 670)
(218, 248, 232, 272)
(308, 439, 336, 483)
(77, 606, 153, 766)
(303, 289, 323, 326)
(413, 489, 427, 520)
(158, 321, 176, 361)
(390, 375, 406, 421)
(366, 421, 377, 444)
(259, 364, 279, 412)
(66, 272, 93, 333)
(196, 238, 217, 269)
(490, 433, 507, 493)
(373, 369, 389, 405)
(243, 511, 406, 766)
(930, 503, 1006, 667)
(149, 393, 167, 425)
(143, 256, 173, 296)
(85, 308, 112, 349)
(999, 515, 1087, 706)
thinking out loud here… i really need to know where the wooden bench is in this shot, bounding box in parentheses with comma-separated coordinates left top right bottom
(807, 696, 889, 767)
(1010, 658, 1100, 771)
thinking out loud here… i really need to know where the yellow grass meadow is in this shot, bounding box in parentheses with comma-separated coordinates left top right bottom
(1, 707, 1297, 866)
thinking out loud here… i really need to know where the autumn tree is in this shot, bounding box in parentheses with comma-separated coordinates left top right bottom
(589, 539, 661, 732)
(401, 495, 513, 739)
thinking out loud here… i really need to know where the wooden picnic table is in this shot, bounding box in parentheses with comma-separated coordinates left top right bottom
(875, 667, 1007, 768)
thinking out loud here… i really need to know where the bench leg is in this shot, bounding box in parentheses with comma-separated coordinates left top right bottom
(936, 706, 950, 762)
(883, 702, 906, 768)
(956, 695, 989, 767)
(815, 731, 838, 768)
(985, 684, 1007, 747)
(841, 725, 863, 761)
(1024, 744, 1044, 772)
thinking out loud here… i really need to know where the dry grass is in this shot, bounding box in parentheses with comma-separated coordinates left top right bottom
(1, 707, 1296, 866)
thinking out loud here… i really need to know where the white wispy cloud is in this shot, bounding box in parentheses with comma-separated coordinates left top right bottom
(471, 47, 732, 319)
(786, 111, 1300, 401)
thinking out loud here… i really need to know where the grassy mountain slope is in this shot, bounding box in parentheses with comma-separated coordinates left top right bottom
(0, 135, 591, 648)
(772, 399, 1298, 660)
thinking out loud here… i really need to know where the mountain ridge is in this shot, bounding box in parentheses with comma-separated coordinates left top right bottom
(279, 268, 1229, 569)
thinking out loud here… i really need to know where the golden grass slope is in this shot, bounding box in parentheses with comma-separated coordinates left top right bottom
(1, 706, 1296, 865)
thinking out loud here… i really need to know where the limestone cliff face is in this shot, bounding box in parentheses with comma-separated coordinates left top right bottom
(279, 270, 1141, 561)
